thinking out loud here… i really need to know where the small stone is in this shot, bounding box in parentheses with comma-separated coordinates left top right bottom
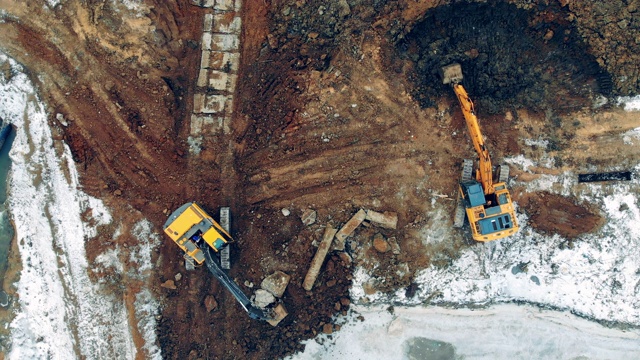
(543, 29, 554, 41)
(114, 189, 122, 196)
(373, 233, 390, 253)
(322, 323, 333, 334)
(204, 295, 218, 312)
(267, 33, 278, 49)
(326, 279, 337, 287)
(334, 302, 341, 311)
(300, 209, 317, 226)
(337, 0, 350, 17)
(388, 237, 401, 255)
(174, 273, 182, 281)
(308, 32, 319, 40)
(340, 297, 351, 306)
(338, 252, 352, 267)
(161, 280, 177, 290)
(244, 280, 254, 288)
(281, 208, 291, 216)
(335, 324, 341, 331)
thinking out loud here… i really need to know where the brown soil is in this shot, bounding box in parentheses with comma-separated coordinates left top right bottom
(515, 191, 604, 239)
(0, 0, 639, 359)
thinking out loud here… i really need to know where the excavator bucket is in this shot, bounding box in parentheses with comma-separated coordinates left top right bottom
(441, 63, 464, 84)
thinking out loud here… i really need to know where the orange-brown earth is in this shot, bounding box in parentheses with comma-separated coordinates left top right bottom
(1, 0, 639, 359)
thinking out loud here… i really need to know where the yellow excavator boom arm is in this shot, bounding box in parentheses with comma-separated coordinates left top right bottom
(452, 84, 495, 195)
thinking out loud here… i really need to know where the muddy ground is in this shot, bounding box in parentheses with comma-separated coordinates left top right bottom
(0, 0, 639, 359)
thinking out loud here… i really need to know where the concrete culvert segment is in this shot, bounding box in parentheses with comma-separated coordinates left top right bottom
(398, 1, 612, 114)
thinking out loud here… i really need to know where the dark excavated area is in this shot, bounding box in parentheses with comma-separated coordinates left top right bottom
(399, 1, 613, 114)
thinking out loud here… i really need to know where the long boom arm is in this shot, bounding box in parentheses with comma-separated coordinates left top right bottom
(202, 244, 270, 321)
(452, 84, 495, 195)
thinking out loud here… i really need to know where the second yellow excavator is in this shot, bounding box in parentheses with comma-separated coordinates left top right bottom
(442, 63, 519, 242)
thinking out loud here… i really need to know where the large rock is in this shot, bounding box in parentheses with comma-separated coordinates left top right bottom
(253, 289, 276, 308)
(161, 280, 177, 290)
(204, 295, 218, 312)
(373, 233, 390, 253)
(261, 271, 291, 298)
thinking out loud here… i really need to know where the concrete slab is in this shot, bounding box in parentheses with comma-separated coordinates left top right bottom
(191, 0, 215, 7)
(197, 69, 208, 87)
(214, 0, 235, 11)
(201, 51, 239, 72)
(208, 70, 229, 91)
(333, 209, 366, 251)
(210, 34, 239, 52)
(365, 210, 398, 229)
(212, 14, 242, 34)
(201, 32, 212, 51)
(203, 13, 214, 32)
(303, 225, 337, 291)
(267, 303, 288, 327)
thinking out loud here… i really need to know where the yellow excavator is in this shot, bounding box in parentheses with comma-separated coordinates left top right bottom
(164, 202, 287, 325)
(442, 64, 519, 242)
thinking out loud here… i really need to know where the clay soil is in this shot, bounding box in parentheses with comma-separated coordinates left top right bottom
(1, 0, 639, 359)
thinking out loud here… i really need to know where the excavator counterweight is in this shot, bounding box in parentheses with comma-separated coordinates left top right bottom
(443, 63, 520, 242)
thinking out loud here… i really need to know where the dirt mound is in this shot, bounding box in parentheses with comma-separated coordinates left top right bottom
(398, 1, 607, 114)
(518, 191, 604, 240)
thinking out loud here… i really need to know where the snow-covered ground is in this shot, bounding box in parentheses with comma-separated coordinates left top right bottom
(0, 52, 160, 358)
(293, 303, 640, 360)
(353, 153, 640, 327)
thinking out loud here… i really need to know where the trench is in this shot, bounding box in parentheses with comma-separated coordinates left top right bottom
(398, 1, 612, 114)
(0, 124, 16, 307)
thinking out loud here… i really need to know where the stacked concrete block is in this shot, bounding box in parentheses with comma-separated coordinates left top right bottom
(190, 0, 242, 137)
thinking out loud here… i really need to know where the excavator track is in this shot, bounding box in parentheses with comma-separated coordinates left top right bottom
(219, 207, 231, 270)
(498, 164, 510, 183)
(454, 159, 474, 228)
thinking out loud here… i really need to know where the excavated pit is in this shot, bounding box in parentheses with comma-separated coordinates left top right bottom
(399, 2, 612, 114)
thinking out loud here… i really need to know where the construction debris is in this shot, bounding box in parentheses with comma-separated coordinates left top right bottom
(300, 209, 317, 226)
(161, 280, 177, 290)
(388, 236, 401, 255)
(578, 171, 632, 183)
(253, 289, 276, 308)
(261, 271, 291, 298)
(366, 210, 398, 229)
(303, 225, 337, 291)
(373, 233, 390, 253)
(333, 209, 367, 251)
(266, 304, 288, 327)
(204, 295, 218, 312)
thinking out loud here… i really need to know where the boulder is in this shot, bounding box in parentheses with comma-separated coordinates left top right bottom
(204, 295, 218, 312)
(253, 289, 276, 308)
(161, 280, 177, 290)
(373, 233, 390, 253)
(261, 271, 291, 298)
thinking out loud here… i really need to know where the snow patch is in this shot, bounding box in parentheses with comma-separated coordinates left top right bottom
(134, 288, 162, 360)
(617, 95, 640, 111)
(1, 52, 136, 359)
